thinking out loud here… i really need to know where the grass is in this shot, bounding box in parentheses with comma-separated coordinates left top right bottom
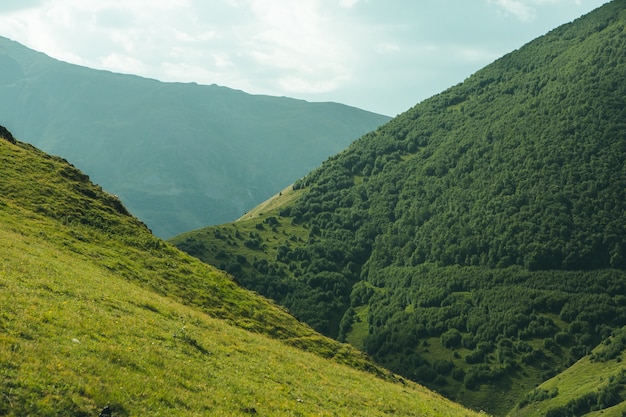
(585, 402, 626, 417)
(0, 137, 485, 415)
(0, 223, 466, 416)
(170, 193, 315, 300)
(237, 184, 305, 222)
(0, 141, 345, 352)
(507, 330, 626, 417)
(345, 306, 370, 350)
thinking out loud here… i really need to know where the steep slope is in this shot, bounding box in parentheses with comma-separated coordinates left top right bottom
(171, 1, 626, 415)
(0, 37, 390, 238)
(509, 326, 626, 417)
(0, 131, 481, 416)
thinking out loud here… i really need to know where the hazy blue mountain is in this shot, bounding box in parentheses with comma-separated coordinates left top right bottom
(0, 36, 390, 237)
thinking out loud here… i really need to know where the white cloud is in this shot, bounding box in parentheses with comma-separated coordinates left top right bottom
(488, 0, 536, 21)
(375, 42, 400, 54)
(458, 47, 501, 63)
(529, 0, 563, 4)
(486, 0, 606, 23)
(225, 0, 355, 94)
(339, 0, 360, 8)
(277, 75, 346, 94)
(99, 53, 146, 75)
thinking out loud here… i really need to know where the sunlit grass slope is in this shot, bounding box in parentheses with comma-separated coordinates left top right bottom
(237, 184, 305, 222)
(0, 135, 483, 416)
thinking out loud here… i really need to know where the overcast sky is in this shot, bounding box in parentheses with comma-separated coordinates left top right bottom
(0, 0, 610, 116)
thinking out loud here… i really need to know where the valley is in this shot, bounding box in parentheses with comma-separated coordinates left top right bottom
(171, 2, 626, 415)
(1, 1, 625, 416)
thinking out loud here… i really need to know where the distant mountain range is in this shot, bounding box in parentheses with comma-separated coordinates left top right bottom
(0, 36, 390, 237)
(171, 1, 626, 415)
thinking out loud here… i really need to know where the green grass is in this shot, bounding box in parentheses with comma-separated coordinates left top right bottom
(585, 402, 626, 417)
(0, 222, 473, 416)
(345, 306, 370, 350)
(237, 184, 305, 222)
(172, 212, 314, 301)
(507, 329, 626, 417)
(0, 137, 485, 415)
(0, 140, 332, 349)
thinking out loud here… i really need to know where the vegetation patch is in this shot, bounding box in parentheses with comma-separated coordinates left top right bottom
(172, 3, 626, 415)
(0, 134, 480, 416)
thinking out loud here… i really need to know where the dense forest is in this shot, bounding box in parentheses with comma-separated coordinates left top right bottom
(171, 2, 626, 414)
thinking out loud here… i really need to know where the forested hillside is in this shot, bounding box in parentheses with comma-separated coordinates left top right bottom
(172, 2, 626, 415)
(0, 129, 482, 416)
(0, 36, 389, 237)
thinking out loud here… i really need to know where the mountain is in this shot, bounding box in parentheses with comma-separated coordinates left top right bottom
(0, 129, 481, 416)
(170, 1, 626, 415)
(0, 37, 390, 238)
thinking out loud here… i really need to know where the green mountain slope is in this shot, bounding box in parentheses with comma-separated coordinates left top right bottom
(171, 1, 626, 415)
(509, 326, 626, 417)
(0, 37, 390, 238)
(0, 131, 481, 416)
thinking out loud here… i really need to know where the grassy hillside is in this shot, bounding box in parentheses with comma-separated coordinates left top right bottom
(0, 132, 481, 416)
(509, 326, 626, 417)
(171, 2, 626, 415)
(0, 36, 390, 238)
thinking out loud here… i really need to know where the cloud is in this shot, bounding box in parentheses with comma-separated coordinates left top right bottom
(220, 0, 355, 94)
(0, 0, 610, 115)
(486, 0, 603, 23)
(100, 53, 147, 75)
(0, 0, 46, 13)
(339, 0, 360, 8)
(277, 74, 347, 94)
(488, 0, 536, 21)
(94, 8, 135, 29)
(375, 42, 400, 54)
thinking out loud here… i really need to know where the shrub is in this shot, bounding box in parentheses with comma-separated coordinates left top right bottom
(433, 359, 454, 375)
(416, 365, 437, 383)
(465, 349, 485, 364)
(441, 329, 462, 349)
(451, 367, 465, 381)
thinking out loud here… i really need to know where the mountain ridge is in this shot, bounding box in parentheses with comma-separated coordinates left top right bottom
(0, 35, 390, 238)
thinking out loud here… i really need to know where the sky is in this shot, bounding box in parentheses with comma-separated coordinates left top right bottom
(0, 0, 610, 116)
